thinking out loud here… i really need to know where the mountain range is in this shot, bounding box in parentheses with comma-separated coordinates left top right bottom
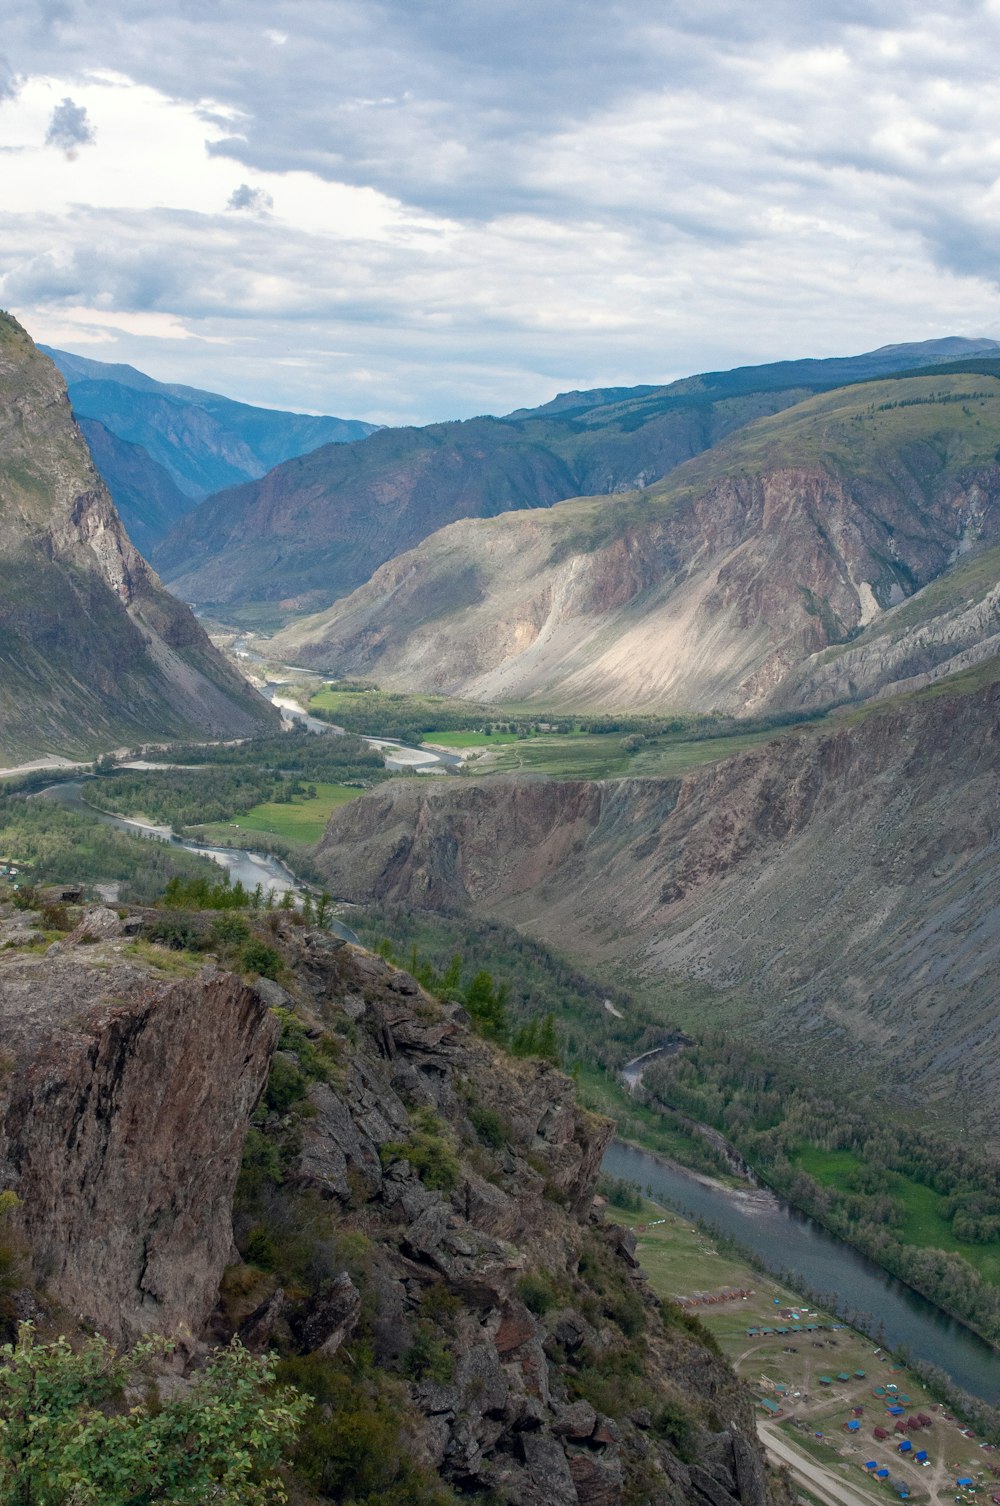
(150, 337, 1000, 624)
(275, 371, 1000, 713)
(0, 316, 277, 762)
(42, 346, 378, 555)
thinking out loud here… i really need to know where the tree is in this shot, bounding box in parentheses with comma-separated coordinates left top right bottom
(0, 1324, 307, 1505)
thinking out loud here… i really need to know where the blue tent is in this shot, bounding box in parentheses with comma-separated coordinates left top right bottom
(898, 1440, 912, 1453)
(957, 1479, 974, 1488)
(915, 1451, 928, 1463)
(877, 1468, 890, 1478)
(848, 1420, 861, 1432)
(864, 1461, 878, 1471)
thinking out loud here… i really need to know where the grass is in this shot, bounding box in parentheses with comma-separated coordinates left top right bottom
(794, 1147, 1000, 1286)
(420, 728, 518, 748)
(477, 725, 797, 781)
(190, 782, 362, 845)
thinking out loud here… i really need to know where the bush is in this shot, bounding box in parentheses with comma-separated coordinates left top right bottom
(0, 1324, 306, 1505)
(381, 1109, 460, 1194)
(469, 1106, 507, 1150)
(265, 1055, 309, 1114)
(210, 913, 251, 945)
(242, 939, 283, 979)
(517, 1274, 556, 1316)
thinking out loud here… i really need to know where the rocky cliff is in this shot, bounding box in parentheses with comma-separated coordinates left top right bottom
(0, 909, 277, 1343)
(0, 313, 278, 760)
(0, 893, 786, 1506)
(314, 665, 1000, 1134)
(276, 376, 1000, 713)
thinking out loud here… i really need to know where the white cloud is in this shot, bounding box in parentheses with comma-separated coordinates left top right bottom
(0, 2, 999, 421)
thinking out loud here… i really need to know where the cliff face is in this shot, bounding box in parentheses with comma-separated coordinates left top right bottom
(0, 313, 278, 761)
(315, 668, 1000, 1131)
(0, 929, 277, 1343)
(276, 377, 1000, 713)
(0, 896, 784, 1506)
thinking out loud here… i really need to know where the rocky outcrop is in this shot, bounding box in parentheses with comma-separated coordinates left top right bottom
(220, 922, 784, 1506)
(316, 668, 1000, 1131)
(0, 939, 277, 1343)
(276, 375, 1000, 713)
(0, 312, 277, 761)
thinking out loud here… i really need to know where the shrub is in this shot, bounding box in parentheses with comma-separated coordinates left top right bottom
(517, 1274, 556, 1316)
(210, 912, 251, 945)
(242, 939, 283, 979)
(265, 1055, 309, 1114)
(469, 1106, 507, 1150)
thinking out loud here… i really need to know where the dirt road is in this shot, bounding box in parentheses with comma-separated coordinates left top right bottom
(759, 1423, 883, 1506)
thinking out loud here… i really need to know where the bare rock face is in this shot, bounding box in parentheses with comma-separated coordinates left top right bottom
(0, 951, 278, 1343)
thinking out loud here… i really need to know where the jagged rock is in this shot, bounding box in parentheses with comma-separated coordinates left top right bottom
(552, 1311, 592, 1353)
(567, 1447, 625, 1506)
(0, 958, 277, 1343)
(551, 1398, 598, 1438)
(252, 977, 294, 1010)
(293, 1079, 384, 1201)
(298, 1272, 361, 1356)
(493, 1298, 537, 1355)
(238, 1286, 285, 1350)
(65, 905, 124, 945)
(520, 1433, 578, 1506)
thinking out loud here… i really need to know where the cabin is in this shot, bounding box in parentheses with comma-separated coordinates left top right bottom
(915, 1451, 928, 1465)
(898, 1440, 912, 1454)
(847, 1420, 861, 1432)
(864, 1461, 878, 1471)
(917, 1414, 933, 1427)
(874, 1428, 889, 1441)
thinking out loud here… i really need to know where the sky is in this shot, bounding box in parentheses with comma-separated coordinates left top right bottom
(3, 1, 1000, 425)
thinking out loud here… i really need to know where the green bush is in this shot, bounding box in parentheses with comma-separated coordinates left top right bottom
(210, 913, 251, 945)
(517, 1274, 556, 1316)
(469, 1106, 508, 1150)
(265, 1055, 309, 1114)
(0, 1324, 306, 1505)
(402, 1322, 454, 1384)
(653, 1398, 698, 1462)
(242, 939, 283, 979)
(381, 1109, 460, 1194)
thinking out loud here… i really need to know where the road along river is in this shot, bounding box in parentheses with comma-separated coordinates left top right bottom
(602, 1138, 999, 1402)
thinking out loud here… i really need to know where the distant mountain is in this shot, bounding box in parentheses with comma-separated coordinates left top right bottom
(41, 346, 379, 548)
(274, 373, 1000, 714)
(0, 316, 278, 762)
(152, 336, 1000, 623)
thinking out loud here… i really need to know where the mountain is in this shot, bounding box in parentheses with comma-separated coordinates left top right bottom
(152, 336, 1000, 622)
(0, 314, 278, 762)
(41, 346, 379, 548)
(274, 373, 1000, 713)
(313, 659, 1000, 1137)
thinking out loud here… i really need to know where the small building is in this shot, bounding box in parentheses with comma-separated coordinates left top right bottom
(876, 1468, 890, 1479)
(915, 1451, 928, 1464)
(855, 1369, 867, 1379)
(837, 1372, 851, 1382)
(864, 1461, 878, 1471)
(898, 1440, 912, 1454)
(874, 1428, 889, 1441)
(818, 1375, 833, 1386)
(847, 1420, 861, 1432)
(757, 1398, 782, 1416)
(957, 1479, 974, 1489)
(916, 1414, 933, 1427)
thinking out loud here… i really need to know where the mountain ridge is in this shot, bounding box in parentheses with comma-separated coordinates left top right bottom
(154, 336, 1000, 623)
(0, 314, 278, 761)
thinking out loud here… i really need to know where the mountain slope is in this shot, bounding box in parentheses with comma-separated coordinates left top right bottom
(0, 314, 278, 761)
(313, 662, 1000, 1133)
(155, 337, 1000, 621)
(41, 346, 379, 546)
(75, 417, 192, 556)
(275, 375, 1000, 713)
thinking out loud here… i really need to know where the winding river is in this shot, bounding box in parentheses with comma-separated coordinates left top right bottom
(35, 779, 361, 945)
(602, 1139, 999, 1403)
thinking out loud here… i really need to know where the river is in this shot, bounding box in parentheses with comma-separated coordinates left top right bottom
(35, 779, 361, 945)
(602, 1139, 999, 1402)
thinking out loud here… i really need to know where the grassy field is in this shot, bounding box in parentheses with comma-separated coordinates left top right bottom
(476, 725, 795, 780)
(421, 728, 519, 748)
(191, 782, 362, 845)
(795, 1147, 1000, 1286)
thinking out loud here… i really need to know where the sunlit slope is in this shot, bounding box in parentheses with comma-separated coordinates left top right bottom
(276, 375, 1000, 713)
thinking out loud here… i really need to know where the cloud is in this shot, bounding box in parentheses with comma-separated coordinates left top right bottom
(1, 2, 1000, 421)
(227, 182, 273, 215)
(44, 95, 94, 153)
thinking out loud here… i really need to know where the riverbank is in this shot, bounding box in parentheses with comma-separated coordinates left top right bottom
(608, 1194, 999, 1504)
(603, 1140, 999, 1403)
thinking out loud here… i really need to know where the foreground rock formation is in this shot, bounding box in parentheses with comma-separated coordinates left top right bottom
(0, 896, 786, 1505)
(0, 312, 277, 761)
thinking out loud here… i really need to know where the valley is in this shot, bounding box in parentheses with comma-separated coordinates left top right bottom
(1, 320, 999, 1505)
